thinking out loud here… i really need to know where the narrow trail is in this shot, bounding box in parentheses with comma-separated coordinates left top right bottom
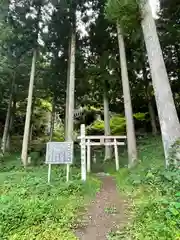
(75, 176, 129, 240)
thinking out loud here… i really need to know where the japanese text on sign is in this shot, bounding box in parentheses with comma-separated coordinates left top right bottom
(45, 142, 73, 164)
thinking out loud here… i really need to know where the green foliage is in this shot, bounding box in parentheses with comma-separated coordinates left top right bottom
(29, 151, 40, 164)
(52, 130, 65, 142)
(87, 113, 149, 136)
(105, 0, 140, 33)
(110, 114, 126, 135)
(87, 119, 104, 135)
(87, 114, 126, 135)
(0, 155, 101, 239)
(115, 137, 180, 239)
(168, 139, 180, 168)
(133, 112, 148, 121)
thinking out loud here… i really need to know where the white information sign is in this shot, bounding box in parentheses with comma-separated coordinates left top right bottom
(46, 142, 73, 164)
(45, 142, 73, 183)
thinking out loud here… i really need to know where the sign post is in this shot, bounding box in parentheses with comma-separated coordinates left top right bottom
(48, 164, 51, 183)
(80, 124, 86, 181)
(45, 142, 73, 183)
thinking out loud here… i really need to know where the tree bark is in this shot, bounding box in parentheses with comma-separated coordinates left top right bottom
(148, 97, 158, 135)
(1, 82, 14, 154)
(49, 98, 55, 141)
(140, 0, 180, 165)
(29, 124, 33, 144)
(66, 29, 76, 142)
(6, 117, 12, 152)
(6, 92, 16, 151)
(103, 86, 112, 160)
(65, 39, 71, 140)
(142, 66, 158, 136)
(21, 49, 37, 166)
(117, 23, 137, 167)
(29, 96, 35, 146)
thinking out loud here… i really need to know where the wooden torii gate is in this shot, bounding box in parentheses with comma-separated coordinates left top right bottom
(77, 124, 126, 181)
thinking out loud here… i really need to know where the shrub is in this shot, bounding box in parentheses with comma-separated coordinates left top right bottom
(115, 137, 180, 240)
(110, 114, 126, 135)
(133, 112, 148, 121)
(87, 114, 126, 135)
(86, 112, 150, 136)
(87, 120, 104, 135)
(52, 130, 65, 142)
(168, 139, 180, 168)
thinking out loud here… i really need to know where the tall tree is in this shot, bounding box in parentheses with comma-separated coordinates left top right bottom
(65, 40, 71, 140)
(103, 81, 112, 160)
(117, 24, 137, 166)
(21, 50, 37, 166)
(1, 80, 14, 154)
(20, 0, 43, 166)
(106, 0, 180, 166)
(6, 84, 17, 151)
(87, 2, 119, 159)
(158, 0, 180, 111)
(49, 97, 56, 141)
(143, 68, 158, 135)
(66, 28, 76, 142)
(140, 0, 180, 165)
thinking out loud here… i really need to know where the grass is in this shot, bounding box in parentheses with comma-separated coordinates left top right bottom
(0, 155, 101, 240)
(1, 136, 179, 240)
(114, 136, 180, 240)
(104, 206, 118, 215)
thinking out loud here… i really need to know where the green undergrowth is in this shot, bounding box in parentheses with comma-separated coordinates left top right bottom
(0, 155, 101, 240)
(115, 136, 180, 240)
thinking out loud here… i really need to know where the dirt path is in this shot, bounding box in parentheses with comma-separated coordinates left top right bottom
(75, 176, 129, 240)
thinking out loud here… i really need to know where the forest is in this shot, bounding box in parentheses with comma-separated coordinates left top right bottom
(0, 0, 180, 239)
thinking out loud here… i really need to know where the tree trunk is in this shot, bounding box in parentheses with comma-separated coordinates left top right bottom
(6, 117, 12, 152)
(148, 99, 158, 135)
(29, 124, 33, 144)
(66, 29, 76, 142)
(140, 0, 180, 165)
(29, 96, 35, 146)
(49, 98, 55, 141)
(65, 39, 71, 140)
(6, 93, 16, 151)
(142, 66, 158, 136)
(117, 23, 137, 167)
(1, 83, 14, 154)
(103, 86, 112, 160)
(21, 49, 37, 166)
